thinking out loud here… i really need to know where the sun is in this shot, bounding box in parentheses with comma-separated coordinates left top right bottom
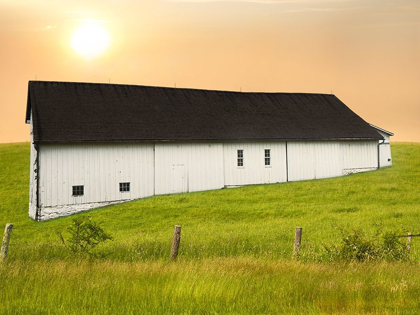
(71, 21, 110, 59)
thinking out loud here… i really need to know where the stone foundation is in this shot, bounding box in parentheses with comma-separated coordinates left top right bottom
(37, 200, 126, 221)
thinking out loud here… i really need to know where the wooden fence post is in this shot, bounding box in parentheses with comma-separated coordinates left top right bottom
(170, 225, 182, 261)
(293, 227, 302, 257)
(0, 223, 13, 262)
(407, 232, 412, 254)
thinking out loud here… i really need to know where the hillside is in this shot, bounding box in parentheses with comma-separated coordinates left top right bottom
(1, 142, 419, 260)
(1, 142, 420, 314)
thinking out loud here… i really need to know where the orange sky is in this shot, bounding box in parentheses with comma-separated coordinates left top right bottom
(0, 0, 419, 143)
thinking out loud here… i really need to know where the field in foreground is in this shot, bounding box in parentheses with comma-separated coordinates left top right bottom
(1, 142, 420, 314)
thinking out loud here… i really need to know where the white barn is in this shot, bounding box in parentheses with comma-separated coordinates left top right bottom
(26, 81, 392, 221)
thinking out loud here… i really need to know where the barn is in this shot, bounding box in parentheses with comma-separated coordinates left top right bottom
(26, 81, 393, 221)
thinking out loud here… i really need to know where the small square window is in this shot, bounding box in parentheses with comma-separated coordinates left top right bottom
(237, 150, 244, 167)
(265, 149, 271, 166)
(119, 182, 130, 192)
(72, 185, 84, 196)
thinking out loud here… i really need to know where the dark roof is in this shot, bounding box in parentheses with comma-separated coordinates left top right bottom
(26, 81, 383, 143)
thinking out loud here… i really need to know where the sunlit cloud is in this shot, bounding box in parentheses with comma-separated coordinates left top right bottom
(400, 4, 420, 11)
(367, 21, 420, 27)
(33, 25, 57, 32)
(7, 24, 58, 32)
(165, 0, 360, 11)
(167, 0, 357, 3)
(44, 25, 57, 30)
(166, 0, 360, 13)
(74, 18, 108, 24)
(284, 6, 356, 12)
(31, 25, 57, 32)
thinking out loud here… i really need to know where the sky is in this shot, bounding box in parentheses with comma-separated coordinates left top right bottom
(0, 0, 419, 143)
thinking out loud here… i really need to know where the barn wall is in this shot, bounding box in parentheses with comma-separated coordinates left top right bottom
(154, 143, 224, 195)
(287, 141, 378, 181)
(34, 139, 382, 220)
(341, 141, 378, 174)
(376, 130, 392, 167)
(223, 142, 287, 186)
(37, 143, 154, 220)
(379, 144, 392, 167)
(28, 116, 38, 220)
(288, 141, 343, 181)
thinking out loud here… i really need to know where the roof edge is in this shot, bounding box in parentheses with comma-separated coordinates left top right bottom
(33, 138, 383, 145)
(369, 124, 394, 136)
(26, 80, 335, 96)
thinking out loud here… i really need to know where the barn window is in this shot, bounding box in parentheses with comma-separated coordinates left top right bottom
(119, 182, 130, 192)
(265, 149, 271, 166)
(237, 150, 244, 167)
(72, 185, 84, 196)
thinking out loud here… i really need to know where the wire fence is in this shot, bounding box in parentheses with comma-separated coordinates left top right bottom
(1, 223, 417, 262)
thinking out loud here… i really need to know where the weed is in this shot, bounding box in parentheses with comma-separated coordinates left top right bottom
(322, 227, 409, 262)
(57, 217, 113, 258)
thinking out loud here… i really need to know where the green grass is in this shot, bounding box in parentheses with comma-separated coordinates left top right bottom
(1, 142, 420, 314)
(1, 259, 420, 314)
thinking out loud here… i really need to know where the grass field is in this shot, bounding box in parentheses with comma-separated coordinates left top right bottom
(1, 142, 420, 314)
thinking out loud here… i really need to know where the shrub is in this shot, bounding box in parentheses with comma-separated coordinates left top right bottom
(323, 227, 409, 262)
(381, 230, 409, 261)
(58, 217, 113, 258)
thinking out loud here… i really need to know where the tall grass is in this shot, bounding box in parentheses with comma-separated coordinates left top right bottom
(1, 258, 420, 314)
(1, 142, 420, 313)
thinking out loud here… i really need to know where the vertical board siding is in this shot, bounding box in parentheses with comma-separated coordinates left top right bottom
(28, 117, 37, 219)
(376, 132, 392, 167)
(39, 143, 154, 207)
(155, 143, 224, 195)
(288, 141, 378, 182)
(342, 141, 378, 171)
(288, 142, 316, 182)
(35, 139, 382, 217)
(314, 141, 343, 179)
(223, 142, 287, 186)
(379, 144, 392, 167)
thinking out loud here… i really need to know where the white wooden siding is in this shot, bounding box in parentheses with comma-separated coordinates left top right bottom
(38, 143, 155, 208)
(376, 131, 392, 167)
(32, 139, 383, 220)
(288, 141, 343, 181)
(28, 117, 37, 219)
(288, 141, 378, 181)
(342, 141, 378, 173)
(223, 142, 287, 186)
(154, 143, 224, 195)
(379, 144, 392, 167)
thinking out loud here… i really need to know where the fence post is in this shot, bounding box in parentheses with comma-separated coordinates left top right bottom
(293, 227, 302, 257)
(170, 225, 182, 261)
(407, 232, 412, 254)
(0, 223, 13, 262)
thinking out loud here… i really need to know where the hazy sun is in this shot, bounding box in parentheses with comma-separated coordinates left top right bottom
(71, 21, 110, 58)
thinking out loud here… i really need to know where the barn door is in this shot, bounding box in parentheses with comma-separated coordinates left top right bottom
(171, 164, 188, 193)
